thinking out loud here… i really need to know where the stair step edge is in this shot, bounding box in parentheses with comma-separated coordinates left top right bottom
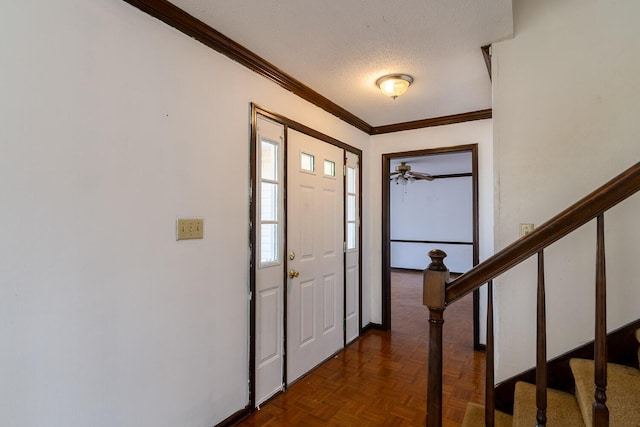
(512, 381, 585, 427)
(461, 402, 513, 427)
(570, 358, 640, 427)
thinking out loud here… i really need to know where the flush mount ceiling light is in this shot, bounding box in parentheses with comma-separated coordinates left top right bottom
(376, 74, 414, 99)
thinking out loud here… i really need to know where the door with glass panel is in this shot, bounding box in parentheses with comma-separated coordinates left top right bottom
(286, 130, 344, 384)
(344, 151, 360, 344)
(255, 115, 285, 405)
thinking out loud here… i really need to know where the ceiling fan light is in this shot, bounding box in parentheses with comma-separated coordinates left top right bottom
(396, 162, 411, 173)
(376, 74, 413, 99)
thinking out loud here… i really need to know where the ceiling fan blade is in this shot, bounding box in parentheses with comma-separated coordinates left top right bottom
(389, 171, 401, 176)
(410, 172, 435, 181)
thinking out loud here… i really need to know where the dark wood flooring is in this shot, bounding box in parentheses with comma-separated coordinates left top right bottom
(236, 270, 486, 426)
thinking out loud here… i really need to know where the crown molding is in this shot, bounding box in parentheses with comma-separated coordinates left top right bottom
(371, 109, 492, 135)
(121, 0, 491, 136)
(122, 0, 373, 134)
(481, 45, 492, 81)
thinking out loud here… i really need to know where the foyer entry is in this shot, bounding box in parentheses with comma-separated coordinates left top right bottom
(251, 108, 361, 407)
(237, 270, 483, 425)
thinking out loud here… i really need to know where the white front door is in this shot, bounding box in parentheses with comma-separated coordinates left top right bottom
(286, 130, 344, 384)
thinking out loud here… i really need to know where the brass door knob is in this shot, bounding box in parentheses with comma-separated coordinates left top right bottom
(288, 270, 300, 279)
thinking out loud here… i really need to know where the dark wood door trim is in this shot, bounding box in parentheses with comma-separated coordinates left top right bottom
(382, 145, 480, 350)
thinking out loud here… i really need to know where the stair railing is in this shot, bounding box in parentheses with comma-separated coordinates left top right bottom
(424, 162, 640, 427)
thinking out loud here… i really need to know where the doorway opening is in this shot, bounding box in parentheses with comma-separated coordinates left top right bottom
(381, 145, 482, 349)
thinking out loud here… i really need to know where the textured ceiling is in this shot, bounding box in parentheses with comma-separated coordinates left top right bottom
(167, 0, 513, 127)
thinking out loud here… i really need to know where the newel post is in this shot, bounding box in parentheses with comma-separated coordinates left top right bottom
(424, 249, 450, 427)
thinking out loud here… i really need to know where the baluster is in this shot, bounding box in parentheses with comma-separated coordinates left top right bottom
(593, 214, 609, 426)
(424, 249, 449, 427)
(485, 280, 495, 427)
(536, 250, 547, 426)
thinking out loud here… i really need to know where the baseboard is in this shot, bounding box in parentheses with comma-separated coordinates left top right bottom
(231, 346, 353, 424)
(360, 322, 384, 334)
(227, 324, 384, 425)
(494, 317, 640, 414)
(215, 405, 251, 427)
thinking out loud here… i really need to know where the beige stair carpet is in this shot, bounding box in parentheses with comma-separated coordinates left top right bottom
(571, 358, 640, 427)
(512, 381, 584, 427)
(461, 402, 513, 427)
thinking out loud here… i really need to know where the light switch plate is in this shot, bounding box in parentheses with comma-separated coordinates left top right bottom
(177, 218, 204, 240)
(520, 223, 534, 237)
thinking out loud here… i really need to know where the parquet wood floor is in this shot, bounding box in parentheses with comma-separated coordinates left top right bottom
(236, 270, 486, 426)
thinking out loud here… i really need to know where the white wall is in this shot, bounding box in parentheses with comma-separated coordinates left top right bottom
(492, 0, 640, 381)
(0, 1, 368, 426)
(368, 120, 494, 324)
(390, 174, 474, 272)
(15, 0, 639, 420)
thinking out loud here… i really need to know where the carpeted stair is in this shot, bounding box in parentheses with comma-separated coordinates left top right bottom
(461, 402, 512, 427)
(512, 381, 584, 426)
(461, 329, 640, 426)
(571, 358, 640, 427)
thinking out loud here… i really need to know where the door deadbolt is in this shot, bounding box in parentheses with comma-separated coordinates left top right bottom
(289, 251, 296, 260)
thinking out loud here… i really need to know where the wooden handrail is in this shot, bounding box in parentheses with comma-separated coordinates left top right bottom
(446, 162, 640, 304)
(425, 162, 640, 426)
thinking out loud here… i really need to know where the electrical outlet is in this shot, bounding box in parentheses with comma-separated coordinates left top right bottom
(520, 223, 534, 237)
(177, 218, 204, 240)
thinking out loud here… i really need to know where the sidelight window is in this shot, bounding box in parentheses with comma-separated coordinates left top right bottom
(260, 139, 281, 265)
(346, 165, 357, 250)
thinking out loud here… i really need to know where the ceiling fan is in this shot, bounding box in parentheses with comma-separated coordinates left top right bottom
(390, 162, 434, 184)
